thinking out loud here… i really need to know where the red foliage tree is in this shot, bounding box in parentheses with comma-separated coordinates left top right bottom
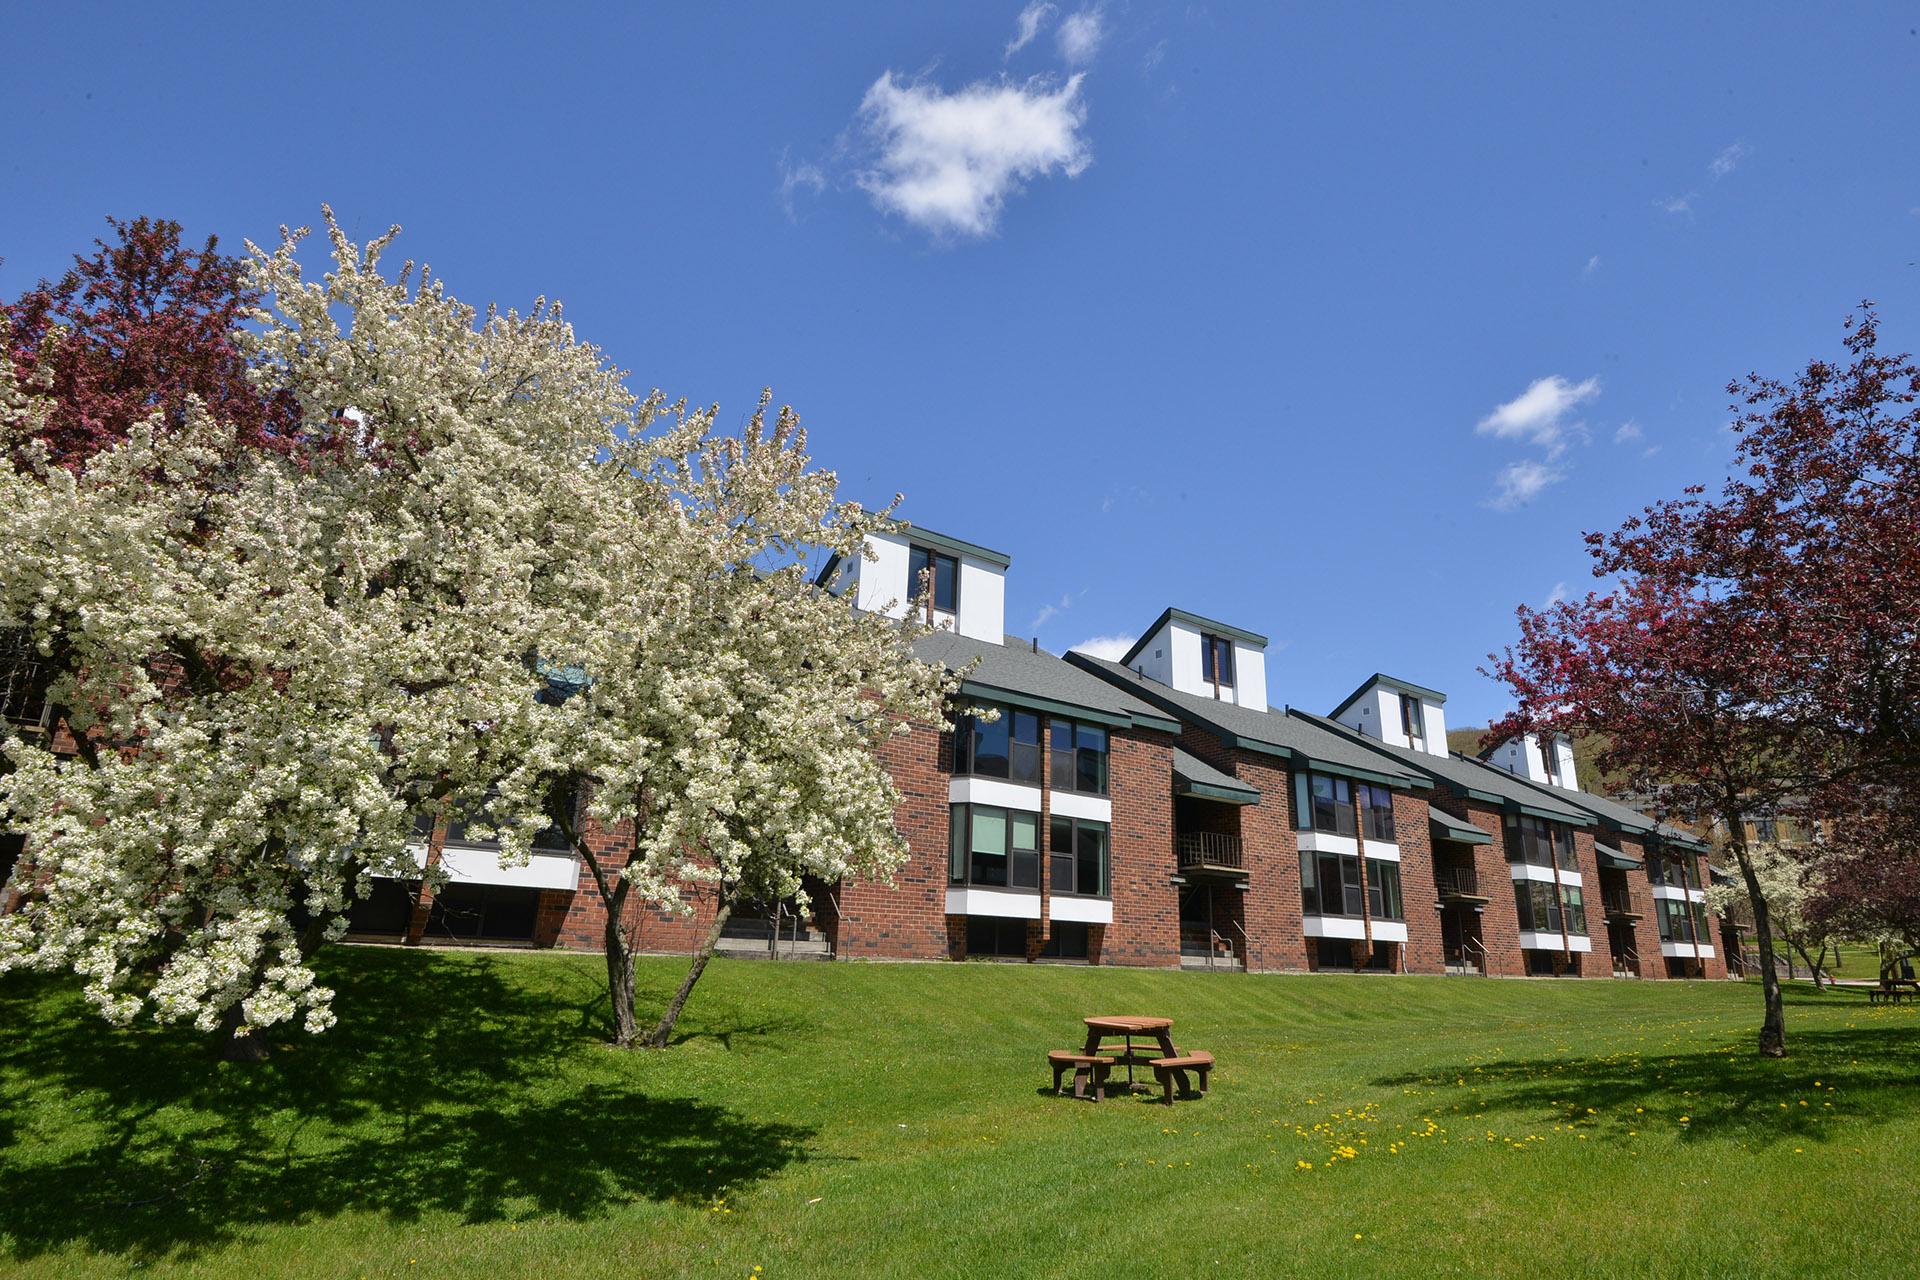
(3, 215, 297, 468)
(1488, 305, 1920, 1058)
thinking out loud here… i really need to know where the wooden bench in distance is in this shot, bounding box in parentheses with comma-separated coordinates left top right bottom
(1048, 1050, 1114, 1101)
(1149, 1052, 1215, 1105)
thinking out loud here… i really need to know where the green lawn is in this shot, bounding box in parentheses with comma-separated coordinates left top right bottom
(2, 951, 1916, 1279)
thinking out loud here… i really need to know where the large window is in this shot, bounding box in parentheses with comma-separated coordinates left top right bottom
(1200, 634, 1235, 690)
(1049, 720, 1109, 795)
(1540, 739, 1561, 785)
(1647, 852, 1695, 888)
(1399, 694, 1424, 746)
(1367, 859, 1405, 920)
(1048, 816, 1109, 897)
(1301, 850, 1364, 917)
(1294, 772, 1356, 836)
(1656, 897, 1709, 943)
(953, 705, 1042, 784)
(1512, 815, 1578, 870)
(909, 545, 958, 615)
(440, 782, 576, 853)
(1514, 881, 1587, 935)
(950, 805, 1041, 889)
(1358, 783, 1396, 842)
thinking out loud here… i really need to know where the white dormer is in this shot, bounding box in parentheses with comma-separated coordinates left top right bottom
(1487, 732, 1580, 791)
(1121, 608, 1269, 710)
(821, 525, 1008, 645)
(1330, 674, 1450, 758)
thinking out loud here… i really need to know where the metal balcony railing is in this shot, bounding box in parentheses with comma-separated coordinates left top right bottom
(1175, 830, 1244, 872)
(1435, 865, 1481, 898)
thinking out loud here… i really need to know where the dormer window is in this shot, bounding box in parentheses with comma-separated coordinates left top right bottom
(1399, 693, 1425, 747)
(909, 545, 958, 618)
(1200, 634, 1235, 692)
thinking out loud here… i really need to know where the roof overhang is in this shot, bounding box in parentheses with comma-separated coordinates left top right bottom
(955, 679, 1181, 736)
(1429, 805, 1493, 845)
(1596, 842, 1644, 871)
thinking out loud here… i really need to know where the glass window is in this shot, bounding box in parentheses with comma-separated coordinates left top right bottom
(1515, 880, 1586, 934)
(1200, 634, 1235, 688)
(1049, 816, 1109, 897)
(1367, 860, 1404, 920)
(1302, 851, 1365, 916)
(1513, 816, 1577, 869)
(1561, 885, 1587, 935)
(1309, 774, 1356, 836)
(954, 705, 1039, 783)
(1049, 720, 1108, 795)
(910, 545, 958, 614)
(1656, 898, 1708, 943)
(1541, 739, 1561, 784)
(1400, 694, 1424, 744)
(1358, 783, 1396, 843)
(949, 804, 1041, 890)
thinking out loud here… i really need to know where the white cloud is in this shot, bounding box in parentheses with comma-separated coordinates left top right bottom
(1583, 254, 1601, 277)
(1656, 192, 1696, 216)
(1070, 633, 1136, 661)
(1708, 141, 1750, 179)
(1476, 374, 1602, 453)
(777, 152, 826, 220)
(1613, 421, 1642, 444)
(1642, 444, 1663, 459)
(1486, 460, 1567, 511)
(1543, 581, 1569, 608)
(1057, 7, 1105, 64)
(1028, 591, 1077, 630)
(855, 71, 1090, 239)
(1005, 2, 1055, 58)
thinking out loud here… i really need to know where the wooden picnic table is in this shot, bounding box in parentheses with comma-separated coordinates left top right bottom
(1082, 1016, 1178, 1090)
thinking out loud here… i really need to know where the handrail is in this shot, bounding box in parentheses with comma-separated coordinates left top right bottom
(1229, 918, 1250, 968)
(1461, 935, 1487, 975)
(1175, 831, 1244, 871)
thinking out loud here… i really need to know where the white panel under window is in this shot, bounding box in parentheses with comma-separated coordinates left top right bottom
(946, 887, 1042, 920)
(1049, 791, 1112, 823)
(438, 848, 580, 892)
(1509, 863, 1582, 887)
(1361, 842, 1402, 863)
(948, 777, 1044, 811)
(1369, 921, 1409, 943)
(1050, 896, 1113, 924)
(1302, 915, 1368, 940)
(1297, 832, 1360, 857)
(1519, 931, 1593, 953)
(1660, 941, 1716, 959)
(1649, 885, 1708, 903)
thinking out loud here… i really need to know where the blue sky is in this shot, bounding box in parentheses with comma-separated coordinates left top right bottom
(4, 3, 1917, 726)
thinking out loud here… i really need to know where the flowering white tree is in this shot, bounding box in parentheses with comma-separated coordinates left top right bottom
(1, 211, 959, 1056)
(512, 391, 960, 1048)
(1705, 838, 1837, 987)
(0, 212, 629, 1057)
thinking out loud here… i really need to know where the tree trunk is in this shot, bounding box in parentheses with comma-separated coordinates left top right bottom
(606, 906, 639, 1049)
(215, 1002, 271, 1063)
(1728, 818, 1787, 1057)
(644, 896, 734, 1050)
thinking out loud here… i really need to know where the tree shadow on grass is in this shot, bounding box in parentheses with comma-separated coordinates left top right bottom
(1367, 1004, 1920, 1147)
(0, 948, 814, 1263)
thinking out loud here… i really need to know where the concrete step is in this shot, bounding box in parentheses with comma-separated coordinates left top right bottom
(715, 937, 833, 961)
(1179, 955, 1245, 972)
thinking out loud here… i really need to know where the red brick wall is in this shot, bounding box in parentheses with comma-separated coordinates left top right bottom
(834, 716, 952, 960)
(1439, 798, 1528, 977)
(1389, 790, 1444, 974)
(1095, 727, 1180, 967)
(1229, 750, 1307, 972)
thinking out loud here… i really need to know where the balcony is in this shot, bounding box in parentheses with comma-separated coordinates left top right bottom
(1176, 831, 1245, 876)
(1, 642, 53, 735)
(1435, 865, 1489, 903)
(1604, 890, 1641, 921)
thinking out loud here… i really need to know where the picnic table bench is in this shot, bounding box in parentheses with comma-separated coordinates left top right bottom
(1048, 1016, 1215, 1104)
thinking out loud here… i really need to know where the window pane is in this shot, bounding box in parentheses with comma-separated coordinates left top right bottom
(1217, 639, 1235, 686)
(972, 710, 1010, 778)
(1076, 725, 1108, 795)
(910, 547, 931, 600)
(933, 553, 958, 612)
(1300, 852, 1317, 914)
(949, 807, 967, 882)
(1050, 817, 1075, 892)
(1076, 823, 1108, 896)
(1201, 639, 1216, 683)
(1341, 856, 1364, 916)
(971, 807, 1008, 886)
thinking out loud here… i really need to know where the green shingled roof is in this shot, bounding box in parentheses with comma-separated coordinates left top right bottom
(915, 632, 1179, 733)
(1173, 748, 1259, 804)
(1429, 805, 1494, 845)
(1289, 710, 1592, 823)
(1065, 653, 1423, 789)
(1475, 759, 1712, 851)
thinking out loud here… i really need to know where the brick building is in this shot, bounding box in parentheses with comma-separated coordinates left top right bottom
(5, 518, 1734, 980)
